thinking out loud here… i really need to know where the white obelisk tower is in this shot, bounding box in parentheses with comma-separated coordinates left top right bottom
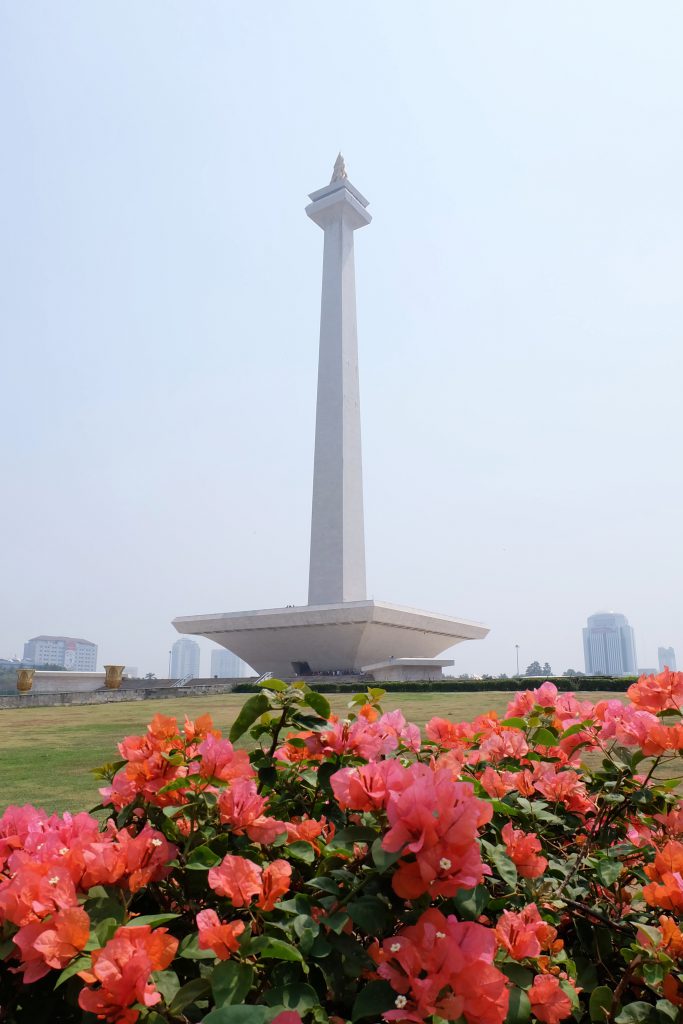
(307, 155, 371, 606)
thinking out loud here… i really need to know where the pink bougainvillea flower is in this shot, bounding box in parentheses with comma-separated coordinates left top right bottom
(271, 1014, 304, 1024)
(12, 906, 90, 982)
(208, 854, 263, 907)
(78, 925, 178, 1023)
(479, 767, 518, 798)
(217, 779, 286, 844)
(628, 668, 683, 714)
(383, 766, 491, 899)
(258, 859, 292, 911)
(196, 909, 245, 960)
(495, 904, 557, 960)
(331, 760, 407, 812)
(528, 974, 573, 1024)
(374, 907, 508, 1024)
(197, 734, 254, 783)
(0, 859, 78, 927)
(479, 728, 529, 764)
(501, 822, 548, 879)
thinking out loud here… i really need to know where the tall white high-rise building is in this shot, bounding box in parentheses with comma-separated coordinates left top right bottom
(583, 612, 638, 676)
(210, 648, 252, 679)
(170, 637, 200, 679)
(658, 646, 677, 672)
(23, 635, 97, 671)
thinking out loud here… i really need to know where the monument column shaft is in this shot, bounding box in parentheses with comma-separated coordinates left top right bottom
(307, 178, 371, 605)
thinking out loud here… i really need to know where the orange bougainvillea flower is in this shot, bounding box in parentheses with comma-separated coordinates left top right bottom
(78, 925, 178, 1023)
(501, 822, 548, 879)
(642, 841, 683, 912)
(12, 906, 90, 983)
(196, 909, 245, 960)
(495, 904, 557, 961)
(258, 859, 292, 911)
(208, 854, 263, 907)
(628, 668, 683, 714)
(528, 975, 574, 1024)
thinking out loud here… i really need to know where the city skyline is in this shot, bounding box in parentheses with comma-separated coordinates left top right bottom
(1, 3, 681, 677)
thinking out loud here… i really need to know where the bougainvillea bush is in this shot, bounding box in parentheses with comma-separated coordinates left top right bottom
(1, 672, 683, 1024)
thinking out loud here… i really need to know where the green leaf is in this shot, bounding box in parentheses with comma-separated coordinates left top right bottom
(152, 970, 180, 1006)
(248, 936, 304, 962)
(187, 845, 222, 870)
(590, 986, 614, 1021)
(168, 977, 212, 1015)
(501, 964, 534, 989)
(491, 847, 518, 889)
(55, 955, 91, 988)
(501, 717, 528, 729)
(596, 858, 623, 887)
(264, 982, 320, 1012)
(352, 980, 397, 1021)
(178, 933, 219, 960)
(532, 727, 558, 746)
(333, 825, 377, 845)
(452, 884, 489, 920)
(655, 1000, 680, 1024)
(371, 837, 402, 871)
(203, 1007, 269, 1024)
(304, 690, 331, 719)
(348, 895, 390, 935)
(260, 677, 288, 691)
(614, 1002, 660, 1024)
(212, 961, 254, 1007)
(306, 876, 342, 896)
(229, 693, 270, 743)
(126, 913, 180, 928)
(506, 986, 531, 1024)
(287, 840, 316, 863)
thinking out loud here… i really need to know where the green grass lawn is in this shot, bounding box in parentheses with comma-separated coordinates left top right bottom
(0, 691, 625, 814)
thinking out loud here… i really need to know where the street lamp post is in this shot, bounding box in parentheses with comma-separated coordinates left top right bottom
(168, 650, 172, 680)
(515, 644, 520, 677)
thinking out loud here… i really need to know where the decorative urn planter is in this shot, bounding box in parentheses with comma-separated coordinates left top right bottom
(104, 665, 125, 690)
(16, 668, 35, 693)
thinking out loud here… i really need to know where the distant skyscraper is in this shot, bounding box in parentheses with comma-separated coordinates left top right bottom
(170, 637, 200, 679)
(583, 613, 637, 676)
(210, 648, 252, 678)
(23, 635, 97, 671)
(658, 646, 677, 672)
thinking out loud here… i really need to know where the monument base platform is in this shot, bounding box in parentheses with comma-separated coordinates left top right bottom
(362, 658, 454, 682)
(173, 600, 488, 678)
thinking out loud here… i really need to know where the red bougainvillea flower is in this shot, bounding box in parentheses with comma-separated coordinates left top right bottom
(501, 822, 548, 879)
(271, 1014, 304, 1024)
(642, 841, 683, 912)
(78, 925, 178, 1023)
(375, 907, 508, 1024)
(479, 767, 518, 798)
(208, 854, 263, 907)
(528, 974, 573, 1024)
(12, 906, 90, 982)
(217, 779, 286, 844)
(196, 909, 245, 959)
(628, 668, 683, 714)
(285, 816, 334, 852)
(258, 859, 292, 911)
(495, 904, 557, 960)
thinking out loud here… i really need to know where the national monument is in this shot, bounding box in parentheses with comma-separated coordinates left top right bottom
(173, 158, 489, 678)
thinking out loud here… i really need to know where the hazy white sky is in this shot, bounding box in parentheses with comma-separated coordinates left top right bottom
(1, 2, 681, 678)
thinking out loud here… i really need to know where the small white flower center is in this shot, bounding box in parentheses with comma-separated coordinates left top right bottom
(48, 876, 60, 886)
(395, 996, 407, 1009)
(390, 942, 401, 952)
(150, 838, 163, 847)
(59, 848, 69, 856)
(436, 931, 446, 939)
(439, 857, 452, 870)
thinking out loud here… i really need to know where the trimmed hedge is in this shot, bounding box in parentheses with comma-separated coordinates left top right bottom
(233, 675, 636, 695)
